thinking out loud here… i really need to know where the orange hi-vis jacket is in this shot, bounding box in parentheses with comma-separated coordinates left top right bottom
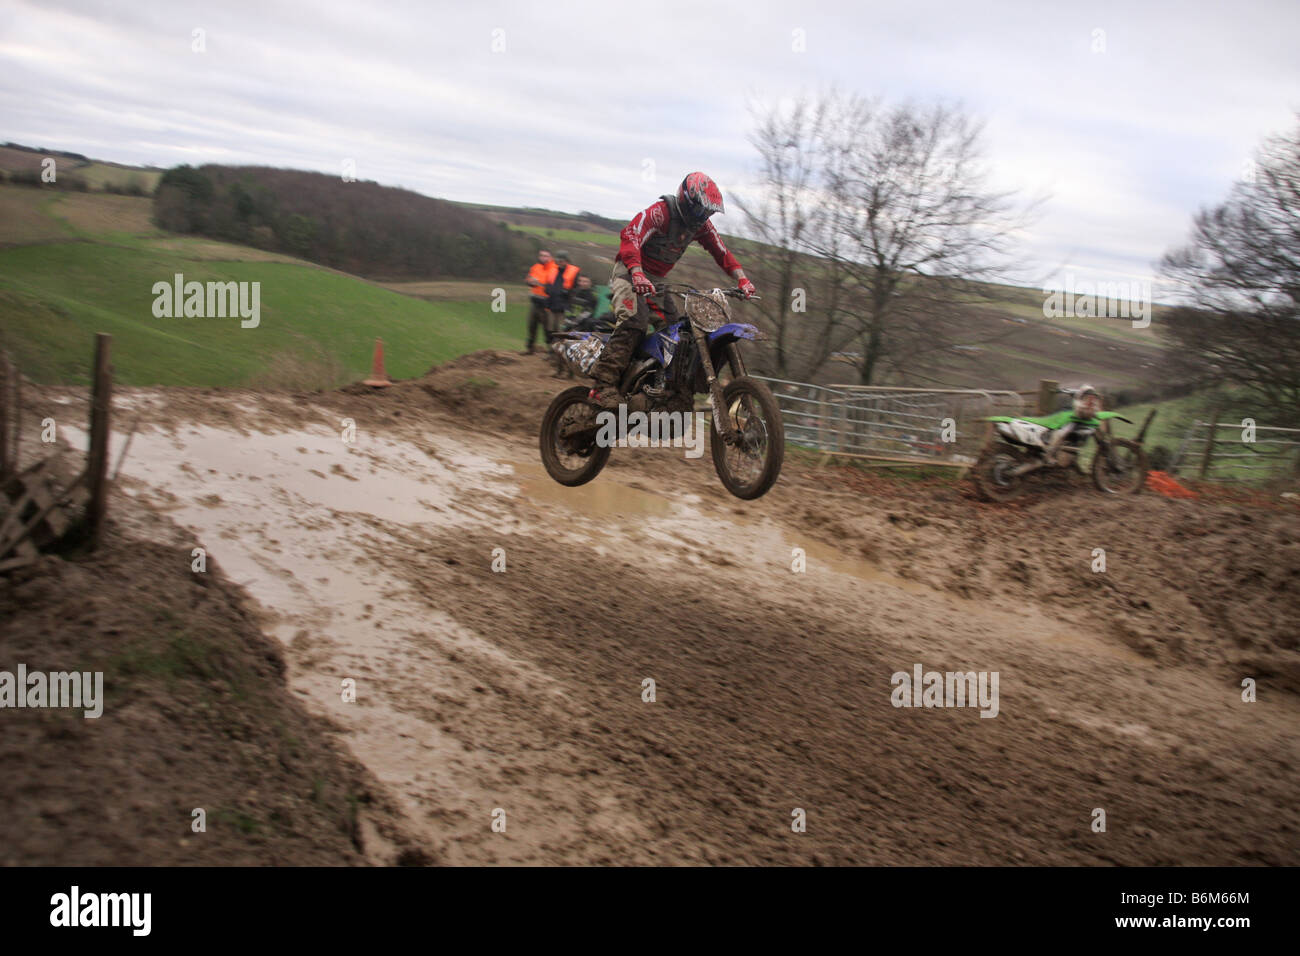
(555, 262, 579, 291)
(528, 261, 558, 298)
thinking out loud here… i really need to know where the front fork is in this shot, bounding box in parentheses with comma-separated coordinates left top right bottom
(1096, 420, 1120, 471)
(726, 342, 747, 378)
(1097, 432, 1122, 473)
(689, 323, 738, 443)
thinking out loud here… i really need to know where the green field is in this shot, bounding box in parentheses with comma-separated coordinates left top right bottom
(0, 186, 525, 387)
(0, 147, 163, 195)
(507, 223, 621, 247)
(1114, 389, 1300, 482)
(74, 162, 163, 194)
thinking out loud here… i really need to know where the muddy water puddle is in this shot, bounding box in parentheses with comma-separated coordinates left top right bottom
(68, 422, 508, 522)
(495, 459, 1153, 672)
(501, 456, 932, 594)
(505, 458, 686, 519)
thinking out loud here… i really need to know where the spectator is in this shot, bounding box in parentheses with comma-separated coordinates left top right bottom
(568, 274, 598, 323)
(545, 254, 582, 378)
(523, 249, 557, 354)
(546, 251, 581, 336)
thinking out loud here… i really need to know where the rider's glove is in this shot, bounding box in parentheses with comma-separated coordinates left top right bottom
(630, 270, 655, 296)
(737, 276, 756, 299)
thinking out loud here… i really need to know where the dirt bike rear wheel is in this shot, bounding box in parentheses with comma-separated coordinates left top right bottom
(1092, 438, 1148, 495)
(539, 386, 611, 486)
(972, 442, 1028, 502)
(710, 377, 784, 500)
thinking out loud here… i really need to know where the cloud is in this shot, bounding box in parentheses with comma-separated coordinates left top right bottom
(2, 0, 1297, 286)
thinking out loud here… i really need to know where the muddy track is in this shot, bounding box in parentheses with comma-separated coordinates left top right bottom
(38, 351, 1300, 865)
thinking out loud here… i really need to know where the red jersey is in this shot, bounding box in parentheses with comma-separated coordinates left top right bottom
(616, 197, 742, 278)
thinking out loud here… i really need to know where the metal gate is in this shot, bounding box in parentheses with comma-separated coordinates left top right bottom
(756, 378, 1025, 468)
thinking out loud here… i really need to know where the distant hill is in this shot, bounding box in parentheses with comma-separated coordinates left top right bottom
(0, 143, 161, 194)
(0, 185, 524, 387)
(152, 165, 534, 281)
(1, 142, 88, 162)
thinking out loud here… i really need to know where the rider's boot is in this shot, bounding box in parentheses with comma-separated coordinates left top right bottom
(587, 324, 642, 410)
(588, 383, 624, 410)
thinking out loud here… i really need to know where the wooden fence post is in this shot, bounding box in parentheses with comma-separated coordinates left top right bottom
(1036, 379, 1059, 415)
(1198, 405, 1220, 481)
(86, 333, 112, 547)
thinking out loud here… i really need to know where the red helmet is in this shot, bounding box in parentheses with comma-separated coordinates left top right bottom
(677, 171, 725, 226)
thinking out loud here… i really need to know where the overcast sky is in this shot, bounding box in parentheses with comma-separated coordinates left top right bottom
(3, 0, 1297, 293)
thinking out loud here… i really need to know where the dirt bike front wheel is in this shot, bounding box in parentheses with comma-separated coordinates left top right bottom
(710, 377, 784, 500)
(539, 386, 611, 486)
(1092, 438, 1148, 495)
(972, 442, 1028, 502)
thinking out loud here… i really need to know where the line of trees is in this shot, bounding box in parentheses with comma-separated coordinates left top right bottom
(153, 165, 533, 280)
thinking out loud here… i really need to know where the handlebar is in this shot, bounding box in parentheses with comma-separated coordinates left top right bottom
(652, 282, 760, 302)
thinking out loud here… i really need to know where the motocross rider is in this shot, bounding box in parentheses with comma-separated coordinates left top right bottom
(1044, 384, 1103, 462)
(587, 172, 756, 409)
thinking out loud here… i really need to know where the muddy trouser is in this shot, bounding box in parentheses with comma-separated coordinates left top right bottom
(526, 297, 551, 351)
(588, 262, 680, 388)
(547, 310, 572, 375)
(1044, 421, 1076, 460)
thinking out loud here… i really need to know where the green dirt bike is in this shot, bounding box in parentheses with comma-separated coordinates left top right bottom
(972, 398, 1152, 502)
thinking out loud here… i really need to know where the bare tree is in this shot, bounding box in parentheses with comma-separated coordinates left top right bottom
(740, 93, 1036, 386)
(735, 94, 858, 381)
(1158, 117, 1300, 419)
(822, 100, 1034, 385)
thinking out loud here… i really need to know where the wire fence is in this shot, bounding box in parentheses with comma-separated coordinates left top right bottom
(1170, 421, 1300, 485)
(753, 377, 1299, 487)
(755, 378, 1025, 468)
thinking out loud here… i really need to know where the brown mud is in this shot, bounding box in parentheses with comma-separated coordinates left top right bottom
(5, 350, 1298, 864)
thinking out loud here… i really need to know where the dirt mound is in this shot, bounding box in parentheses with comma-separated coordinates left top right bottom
(368, 509, 1299, 865)
(337, 349, 571, 439)
(0, 538, 424, 864)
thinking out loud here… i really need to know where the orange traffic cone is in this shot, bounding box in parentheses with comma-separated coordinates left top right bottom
(363, 338, 392, 387)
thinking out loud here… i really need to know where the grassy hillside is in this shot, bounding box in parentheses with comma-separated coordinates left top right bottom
(1114, 389, 1299, 482)
(152, 164, 531, 280)
(508, 223, 621, 248)
(0, 186, 525, 387)
(0, 145, 161, 194)
(76, 161, 162, 193)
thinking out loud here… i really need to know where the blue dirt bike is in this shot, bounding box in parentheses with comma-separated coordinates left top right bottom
(540, 284, 784, 500)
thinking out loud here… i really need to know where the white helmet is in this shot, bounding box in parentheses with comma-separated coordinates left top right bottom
(1072, 384, 1102, 417)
